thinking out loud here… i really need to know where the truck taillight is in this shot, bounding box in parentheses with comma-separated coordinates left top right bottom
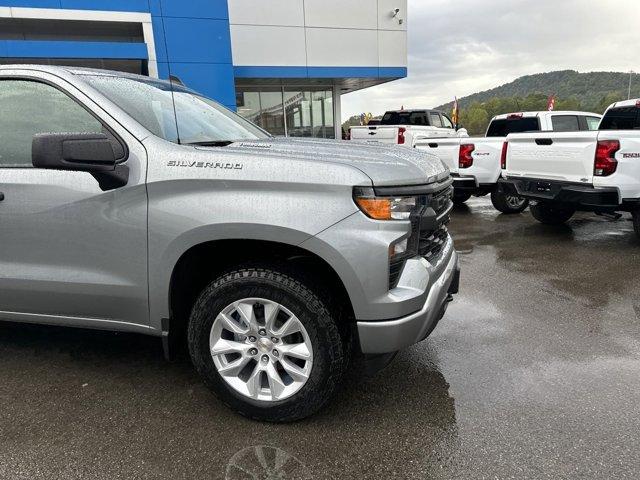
(594, 140, 620, 176)
(398, 127, 406, 145)
(500, 142, 508, 169)
(459, 144, 475, 168)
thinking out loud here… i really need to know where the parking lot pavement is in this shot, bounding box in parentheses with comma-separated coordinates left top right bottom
(1, 197, 639, 480)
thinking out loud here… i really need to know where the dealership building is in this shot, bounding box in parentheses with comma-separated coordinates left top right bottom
(0, 0, 407, 138)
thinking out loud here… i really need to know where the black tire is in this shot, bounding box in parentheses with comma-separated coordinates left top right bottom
(530, 202, 575, 225)
(633, 210, 640, 240)
(453, 191, 472, 205)
(188, 267, 347, 422)
(490, 189, 529, 214)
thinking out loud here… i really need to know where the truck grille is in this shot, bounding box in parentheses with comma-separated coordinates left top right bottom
(389, 184, 453, 289)
(415, 186, 453, 264)
(418, 224, 449, 263)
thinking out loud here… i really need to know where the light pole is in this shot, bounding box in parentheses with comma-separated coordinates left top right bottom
(629, 70, 635, 100)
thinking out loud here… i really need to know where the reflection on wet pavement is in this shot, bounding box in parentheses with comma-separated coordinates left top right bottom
(0, 197, 639, 479)
(225, 445, 310, 480)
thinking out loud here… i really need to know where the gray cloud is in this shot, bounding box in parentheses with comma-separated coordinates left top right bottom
(342, 0, 639, 119)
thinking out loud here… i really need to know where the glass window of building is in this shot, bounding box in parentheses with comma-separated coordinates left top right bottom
(236, 86, 335, 139)
(236, 87, 285, 136)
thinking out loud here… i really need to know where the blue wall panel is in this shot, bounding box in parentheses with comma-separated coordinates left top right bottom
(147, 0, 161, 15)
(156, 61, 169, 79)
(1, 40, 148, 59)
(162, 18, 232, 64)
(59, 0, 150, 12)
(234, 66, 309, 78)
(151, 17, 168, 62)
(2, 0, 61, 7)
(168, 62, 236, 108)
(235, 66, 408, 80)
(158, 0, 228, 19)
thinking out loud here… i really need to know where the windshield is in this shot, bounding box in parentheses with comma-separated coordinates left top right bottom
(380, 111, 429, 126)
(486, 117, 541, 137)
(83, 75, 270, 144)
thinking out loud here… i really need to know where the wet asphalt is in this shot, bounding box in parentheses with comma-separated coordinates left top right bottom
(0, 197, 639, 479)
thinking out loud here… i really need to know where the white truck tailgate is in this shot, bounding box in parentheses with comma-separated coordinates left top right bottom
(415, 138, 461, 174)
(350, 126, 398, 144)
(506, 131, 598, 183)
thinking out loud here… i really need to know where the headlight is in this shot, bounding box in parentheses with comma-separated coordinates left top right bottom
(353, 187, 418, 220)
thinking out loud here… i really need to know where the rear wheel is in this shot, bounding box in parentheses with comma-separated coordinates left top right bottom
(490, 190, 529, 214)
(452, 190, 472, 205)
(530, 202, 575, 225)
(188, 267, 347, 422)
(632, 210, 640, 239)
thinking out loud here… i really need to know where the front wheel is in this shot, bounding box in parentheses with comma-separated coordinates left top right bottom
(188, 267, 347, 422)
(490, 190, 529, 214)
(632, 210, 640, 239)
(530, 202, 575, 225)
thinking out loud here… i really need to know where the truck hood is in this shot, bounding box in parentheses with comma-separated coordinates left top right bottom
(222, 137, 449, 186)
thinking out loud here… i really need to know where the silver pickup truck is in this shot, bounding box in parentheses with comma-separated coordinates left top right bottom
(0, 66, 459, 422)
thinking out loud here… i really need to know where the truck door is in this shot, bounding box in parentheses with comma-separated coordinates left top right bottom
(0, 74, 149, 332)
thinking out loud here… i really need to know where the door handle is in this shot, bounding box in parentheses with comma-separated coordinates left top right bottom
(535, 138, 553, 145)
(0, 192, 4, 202)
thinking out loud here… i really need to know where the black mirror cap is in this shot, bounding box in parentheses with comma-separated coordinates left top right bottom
(32, 132, 116, 171)
(32, 132, 129, 191)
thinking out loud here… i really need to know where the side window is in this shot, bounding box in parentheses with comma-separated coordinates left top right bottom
(0, 79, 102, 168)
(409, 112, 426, 125)
(585, 116, 601, 130)
(551, 115, 580, 132)
(429, 112, 443, 128)
(441, 114, 454, 128)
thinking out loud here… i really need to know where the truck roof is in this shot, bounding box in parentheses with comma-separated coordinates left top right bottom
(609, 98, 640, 109)
(491, 110, 602, 120)
(383, 109, 445, 114)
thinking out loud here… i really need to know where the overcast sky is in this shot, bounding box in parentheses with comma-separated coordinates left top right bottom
(341, 0, 640, 120)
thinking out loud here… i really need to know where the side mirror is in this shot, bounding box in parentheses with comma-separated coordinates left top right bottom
(32, 133, 129, 190)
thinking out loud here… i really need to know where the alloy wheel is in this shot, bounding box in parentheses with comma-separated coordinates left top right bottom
(209, 298, 313, 402)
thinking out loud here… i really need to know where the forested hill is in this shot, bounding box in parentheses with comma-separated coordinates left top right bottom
(434, 70, 638, 135)
(436, 70, 637, 112)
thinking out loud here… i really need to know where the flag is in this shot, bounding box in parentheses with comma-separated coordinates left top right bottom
(547, 95, 555, 111)
(451, 97, 459, 126)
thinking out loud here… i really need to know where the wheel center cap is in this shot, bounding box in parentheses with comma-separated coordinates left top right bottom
(257, 337, 273, 353)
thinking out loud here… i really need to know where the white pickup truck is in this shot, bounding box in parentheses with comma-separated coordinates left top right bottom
(415, 110, 603, 213)
(499, 99, 640, 239)
(349, 109, 463, 146)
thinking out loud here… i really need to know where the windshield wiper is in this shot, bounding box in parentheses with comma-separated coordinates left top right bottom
(183, 140, 234, 147)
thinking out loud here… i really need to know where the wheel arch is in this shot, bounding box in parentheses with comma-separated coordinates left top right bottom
(162, 235, 356, 356)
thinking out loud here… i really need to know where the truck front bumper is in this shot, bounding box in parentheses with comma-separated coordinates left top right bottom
(356, 249, 460, 354)
(498, 177, 620, 209)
